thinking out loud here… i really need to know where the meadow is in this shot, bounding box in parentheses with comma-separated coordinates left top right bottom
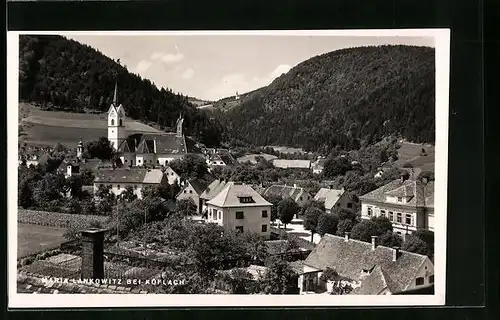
(18, 103, 160, 147)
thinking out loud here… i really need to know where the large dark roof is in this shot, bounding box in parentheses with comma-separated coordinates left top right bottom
(263, 185, 306, 201)
(117, 133, 192, 155)
(304, 234, 429, 293)
(94, 168, 163, 184)
(188, 178, 211, 195)
(360, 178, 434, 208)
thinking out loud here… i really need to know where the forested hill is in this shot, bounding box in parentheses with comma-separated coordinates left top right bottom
(18, 35, 224, 147)
(222, 45, 435, 154)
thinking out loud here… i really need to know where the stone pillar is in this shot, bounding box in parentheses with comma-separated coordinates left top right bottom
(81, 228, 106, 280)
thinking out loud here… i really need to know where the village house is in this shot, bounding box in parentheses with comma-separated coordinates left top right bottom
(311, 156, 326, 174)
(263, 184, 312, 207)
(199, 179, 230, 216)
(107, 83, 200, 167)
(294, 233, 434, 295)
(205, 182, 272, 238)
(359, 174, 434, 239)
(164, 166, 183, 186)
(93, 168, 164, 199)
(176, 179, 212, 215)
(272, 159, 311, 170)
(314, 187, 359, 214)
(205, 153, 236, 168)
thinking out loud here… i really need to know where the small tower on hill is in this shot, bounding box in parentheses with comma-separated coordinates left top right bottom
(77, 137, 84, 160)
(176, 113, 184, 138)
(108, 80, 127, 151)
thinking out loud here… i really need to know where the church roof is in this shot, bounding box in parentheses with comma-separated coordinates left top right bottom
(117, 133, 192, 155)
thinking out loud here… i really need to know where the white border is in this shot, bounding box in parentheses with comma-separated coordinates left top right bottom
(8, 29, 450, 308)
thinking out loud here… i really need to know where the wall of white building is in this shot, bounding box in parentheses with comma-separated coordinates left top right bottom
(206, 204, 272, 238)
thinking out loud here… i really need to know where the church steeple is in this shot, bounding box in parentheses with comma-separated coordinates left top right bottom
(113, 80, 118, 106)
(176, 113, 184, 138)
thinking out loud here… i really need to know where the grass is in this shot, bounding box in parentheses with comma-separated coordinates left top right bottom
(394, 141, 435, 170)
(18, 223, 67, 258)
(18, 103, 160, 148)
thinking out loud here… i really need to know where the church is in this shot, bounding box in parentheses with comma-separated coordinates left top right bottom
(107, 83, 199, 167)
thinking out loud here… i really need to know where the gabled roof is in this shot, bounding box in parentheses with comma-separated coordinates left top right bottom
(272, 159, 311, 169)
(94, 168, 163, 184)
(304, 234, 429, 293)
(200, 179, 229, 200)
(263, 185, 306, 201)
(188, 178, 211, 195)
(351, 265, 399, 295)
(360, 178, 434, 208)
(207, 183, 272, 208)
(314, 188, 345, 210)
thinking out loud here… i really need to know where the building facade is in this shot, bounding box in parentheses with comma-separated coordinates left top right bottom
(205, 183, 272, 238)
(93, 168, 164, 199)
(359, 175, 434, 239)
(313, 187, 359, 214)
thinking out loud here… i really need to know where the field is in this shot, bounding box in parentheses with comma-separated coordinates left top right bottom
(394, 141, 435, 171)
(18, 224, 67, 258)
(18, 103, 160, 147)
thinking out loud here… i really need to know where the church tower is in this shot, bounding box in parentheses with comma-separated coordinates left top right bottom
(176, 113, 184, 138)
(108, 81, 127, 150)
(76, 137, 84, 160)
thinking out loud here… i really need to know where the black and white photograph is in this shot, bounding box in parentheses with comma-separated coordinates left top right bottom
(7, 30, 450, 307)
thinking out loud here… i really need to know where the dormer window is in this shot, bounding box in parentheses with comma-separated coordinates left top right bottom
(238, 196, 255, 204)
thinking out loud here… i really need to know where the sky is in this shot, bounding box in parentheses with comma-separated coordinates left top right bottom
(68, 34, 435, 101)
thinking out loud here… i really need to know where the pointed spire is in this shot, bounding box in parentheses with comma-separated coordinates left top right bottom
(113, 80, 118, 106)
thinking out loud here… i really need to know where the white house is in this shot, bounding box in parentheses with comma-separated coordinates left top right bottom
(311, 156, 326, 174)
(294, 233, 434, 295)
(199, 179, 230, 215)
(313, 187, 359, 214)
(164, 166, 182, 186)
(93, 168, 164, 199)
(176, 179, 211, 215)
(205, 182, 272, 238)
(359, 175, 434, 239)
(272, 159, 311, 169)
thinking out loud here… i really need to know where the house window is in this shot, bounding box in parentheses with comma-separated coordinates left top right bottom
(238, 196, 254, 203)
(415, 277, 424, 286)
(183, 190, 187, 193)
(134, 185, 137, 189)
(189, 190, 193, 194)
(347, 202, 353, 209)
(261, 225, 268, 232)
(396, 231, 402, 235)
(157, 160, 159, 164)
(218, 211, 221, 220)
(117, 185, 121, 189)
(337, 203, 340, 207)
(367, 207, 373, 216)
(119, 119, 123, 126)
(300, 197, 303, 201)
(405, 214, 412, 225)
(262, 210, 268, 218)
(389, 211, 394, 221)
(138, 159, 142, 164)
(236, 211, 244, 219)
(397, 213, 402, 223)
(429, 275, 434, 284)
(125, 159, 128, 162)
(111, 119, 115, 126)
(397, 197, 403, 202)
(235, 226, 243, 232)
(380, 210, 386, 217)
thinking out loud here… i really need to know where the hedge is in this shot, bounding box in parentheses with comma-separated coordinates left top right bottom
(18, 209, 110, 230)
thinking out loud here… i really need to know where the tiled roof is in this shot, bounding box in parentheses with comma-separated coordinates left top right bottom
(94, 168, 163, 184)
(207, 183, 272, 208)
(263, 185, 305, 202)
(272, 159, 311, 169)
(188, 178, 211, 195)
(17, 272, 146, 294)
(118, 133, 192, 155)
(304, 234, 429, 293)
(314, 188, 345, 210)
(351, 265, 398, 295)
(360, 178, 434, 208)
(200, 179, 229, 200)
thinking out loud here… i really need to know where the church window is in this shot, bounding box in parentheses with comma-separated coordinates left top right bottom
(119, 119, 123, 126)
(111, 119, 115, 126)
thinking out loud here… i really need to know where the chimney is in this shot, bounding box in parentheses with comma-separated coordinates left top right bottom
(344, 232, 350, 242)
(371, 236, 378, 250)
(392, 246, 401, 261)
(81, 228, 106, 280)
(329, 184, 334, 190)
(422, 176, 428, 184)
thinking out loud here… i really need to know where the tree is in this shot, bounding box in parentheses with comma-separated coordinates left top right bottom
(336, 219, 354, 236)
(371, 216, 393, 234)
(403, 233, 432, 257)
(80, 168, 95, 185)
(169, 154, 209, 181)
(300, 199, 325, 216)
(323, 156, 353, 178)
(350, 220, 381, 242)
(303, 207, 323, 242)
(277, 198, 299, 230)
(317, 213, 339, 237)
(121, 185, 137, 202)
(175, 198, 197, 218)
(334, 208, 359, 224)
(378, 231, 403, 247)
(85, 136, 115, 161)
(67, 176, 83, 198)
(157, 177, 172, 200)
(263, 194, 282, 222)
(19, 180, 34, 209)
(260, 256, 298, 294)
